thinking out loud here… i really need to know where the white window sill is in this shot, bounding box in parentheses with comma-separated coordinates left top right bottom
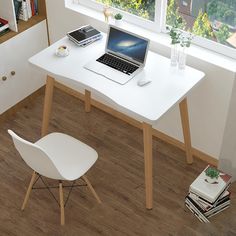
(65, 0, 236, 73)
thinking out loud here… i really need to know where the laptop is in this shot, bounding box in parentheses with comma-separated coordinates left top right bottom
(84, 25, 150, 85)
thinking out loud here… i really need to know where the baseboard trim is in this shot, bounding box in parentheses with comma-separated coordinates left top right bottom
(54, 82, 218, 166)
(0, 87, 45, 124)
(152, 129, 218, 166)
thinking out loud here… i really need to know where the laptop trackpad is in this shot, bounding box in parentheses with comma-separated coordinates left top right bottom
(84, 61, 103, 72)
(99, 67, 129, 83)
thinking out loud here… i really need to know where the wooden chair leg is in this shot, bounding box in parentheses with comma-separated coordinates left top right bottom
(21, 171, 37, 210)
(59, 181, 65, 226)
(82, 176, 101, 204)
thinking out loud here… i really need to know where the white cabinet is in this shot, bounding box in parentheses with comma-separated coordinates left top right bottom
(0, 20, 48, 114)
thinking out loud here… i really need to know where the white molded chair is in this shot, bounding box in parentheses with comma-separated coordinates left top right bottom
(8, 130, 101, 225)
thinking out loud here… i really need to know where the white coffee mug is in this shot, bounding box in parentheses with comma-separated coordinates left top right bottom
(56, 45, 69, 57)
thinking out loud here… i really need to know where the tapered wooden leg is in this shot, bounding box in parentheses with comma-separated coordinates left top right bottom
(179, 98, 193, 164)
(142, 122, 153, 210)
(41, 75, 55, 137)
(82, 175, 101, 204)
(85, 89, 91, 113)
(59, 181, 65, 226)
(21, 171, 37, 210)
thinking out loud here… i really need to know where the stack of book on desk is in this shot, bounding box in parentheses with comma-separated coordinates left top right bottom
(67, 25, 102, 47)
(185, 165, 232, 223)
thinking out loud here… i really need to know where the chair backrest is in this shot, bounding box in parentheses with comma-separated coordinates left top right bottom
(8, 130, 64, 180)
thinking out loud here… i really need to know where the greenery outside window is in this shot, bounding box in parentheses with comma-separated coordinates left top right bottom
(75, 0, 236, 59)
(166, 0, 236, 58)
(78, 0, 164, 32)
(95, 0, 156, 21)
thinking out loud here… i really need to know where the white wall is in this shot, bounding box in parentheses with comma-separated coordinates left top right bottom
(219, 74, 236, 180)
(46, 0, 235, 159)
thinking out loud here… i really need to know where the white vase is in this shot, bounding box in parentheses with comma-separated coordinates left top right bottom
(115, 19, 123, 27)
(170, 44, 178, 67)
(178, 47, 187, 70)
(206, 176, 218, 184)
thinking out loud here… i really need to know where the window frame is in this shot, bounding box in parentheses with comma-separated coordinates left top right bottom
(76, 0, 236, 59)
(162, 0, 236, 59)
(78, 0, 163, 33)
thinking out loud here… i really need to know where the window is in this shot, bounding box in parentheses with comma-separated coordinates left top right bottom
(166, 0, 236, 58)
(95, 0, 156, 21)
(76, 0, 236, 59)
(78, 0, 164, 32)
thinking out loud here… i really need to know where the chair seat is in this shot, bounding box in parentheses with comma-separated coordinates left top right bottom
(35, 133, 98, 181)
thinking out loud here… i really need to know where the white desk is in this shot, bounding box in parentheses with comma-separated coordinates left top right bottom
(29, 34, 205, 209)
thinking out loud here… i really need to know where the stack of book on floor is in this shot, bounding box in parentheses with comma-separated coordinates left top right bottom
(185, 165, 232, 223)
(0, 17, 10, 36)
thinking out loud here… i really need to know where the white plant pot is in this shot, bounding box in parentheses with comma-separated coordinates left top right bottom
(206, 176, 218, 184)
(115, 19, 123, 27)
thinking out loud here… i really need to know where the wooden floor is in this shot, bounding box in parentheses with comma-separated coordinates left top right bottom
(0, 88, 236, 236)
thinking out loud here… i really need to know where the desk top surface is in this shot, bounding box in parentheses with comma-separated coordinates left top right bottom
(29, 34, 205, 123)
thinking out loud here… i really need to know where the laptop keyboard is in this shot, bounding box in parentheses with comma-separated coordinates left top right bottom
(97, 53, 139, 75)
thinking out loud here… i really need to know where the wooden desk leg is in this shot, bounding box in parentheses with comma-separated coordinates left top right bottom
(85, 89, 91, 112)
(179, 98, 193, 164)
(41, 75, 54, 137)
(143, 122, 153, 209)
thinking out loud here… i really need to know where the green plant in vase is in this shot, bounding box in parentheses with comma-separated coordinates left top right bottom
(114, 13, 123, 26)
(205, 167, 220, 184)
(114, 13, 123, 20)
(180, 32, 193, 48)
(178, 31, 193, 69)
(167, 17, 183, 66)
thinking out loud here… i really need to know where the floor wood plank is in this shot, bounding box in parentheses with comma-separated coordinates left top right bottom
(0, 88, 235, 236)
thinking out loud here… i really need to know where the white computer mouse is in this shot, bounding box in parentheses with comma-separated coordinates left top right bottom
(137, 78, 152, 86)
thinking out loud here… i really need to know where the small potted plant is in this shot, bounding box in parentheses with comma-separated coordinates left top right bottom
(205, 166, 220, 184)
(114, 13, 123, 26)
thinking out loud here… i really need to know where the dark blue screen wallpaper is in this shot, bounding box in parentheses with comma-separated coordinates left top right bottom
(107, 27, 148, 63)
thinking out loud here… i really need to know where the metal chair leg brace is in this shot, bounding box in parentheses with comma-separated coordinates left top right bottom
(32, 173, 87, 207)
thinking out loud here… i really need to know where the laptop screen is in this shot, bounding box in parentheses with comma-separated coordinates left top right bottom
(107, 27, 149, 64)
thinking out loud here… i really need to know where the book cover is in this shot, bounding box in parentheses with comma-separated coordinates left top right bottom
(204, 200, 230, 217)
(185, 197, 209, 223)
(13, 0, 22, 20)
(26, 0, 32, 18)
(19, 0, 28, 21)
(189, 165, 232, 203)
(207, 205, 230, 218)
(0, 23, 9, 32)
(189, 190, 230, 211)
(0, 18, 8, 25)
(67, 25, 101, 45)
(0, 28, 10, 36)
(30, 0, 35, 16)
(186, 194, 230, 220)
(34, 0, 38, 14)
(0, 18, 9, 32)
(185, 202, 204, 222)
